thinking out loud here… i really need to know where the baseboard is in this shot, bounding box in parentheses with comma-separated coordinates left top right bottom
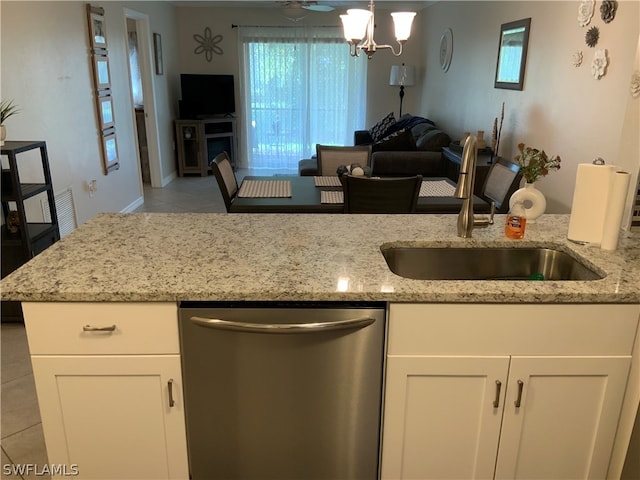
(121, 196, 144, 213)
(162, 170, 178, 187)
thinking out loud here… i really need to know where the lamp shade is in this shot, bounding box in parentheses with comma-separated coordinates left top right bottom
(389, 64, 416, 86)
(340, 9, 372, 42)
(391, 12, 416, 42)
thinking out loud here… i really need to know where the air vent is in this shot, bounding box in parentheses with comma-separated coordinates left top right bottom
(41, 187, 77, 238)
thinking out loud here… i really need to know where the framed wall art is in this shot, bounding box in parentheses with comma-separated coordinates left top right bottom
(92, 54, 111, 92)
(101, 131, 120, 174)
(87, 5, 108, 52)
(96, 95, 115, 131)
(87, 4, 118, 175)
(153, 33, 164, 75)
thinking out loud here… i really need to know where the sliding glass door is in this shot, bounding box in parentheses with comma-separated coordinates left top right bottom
(238, 26, 367, 172)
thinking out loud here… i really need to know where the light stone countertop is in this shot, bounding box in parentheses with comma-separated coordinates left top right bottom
(1, 213, 639, 304)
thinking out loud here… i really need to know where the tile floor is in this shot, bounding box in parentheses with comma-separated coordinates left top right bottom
(0, 169, 281, 479)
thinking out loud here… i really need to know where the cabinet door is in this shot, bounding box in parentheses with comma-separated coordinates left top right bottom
(381, 355, 510, 480)
(495, 356, 631, 480)
(31, 355, 188, 480)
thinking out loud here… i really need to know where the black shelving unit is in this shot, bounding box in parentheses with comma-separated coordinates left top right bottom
(1, 141, 60, 321)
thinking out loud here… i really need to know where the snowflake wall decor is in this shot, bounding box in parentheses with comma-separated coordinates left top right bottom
(585, 26, 599, 47)
(194, 27, 223, 62)
(577, 0, 595, 27)
(600, 0, 618, 24)
(631, 71, 640, 98)
(591, 49, 608, 80)
(572, 50, 583, 67)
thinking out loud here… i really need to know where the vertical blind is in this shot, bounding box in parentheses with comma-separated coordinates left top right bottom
(238, 26, 367, 171)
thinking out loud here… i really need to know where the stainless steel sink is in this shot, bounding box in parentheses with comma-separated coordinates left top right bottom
(380, 246, 604, 281)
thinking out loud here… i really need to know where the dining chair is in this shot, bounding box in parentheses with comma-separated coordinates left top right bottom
(480, 157, 523, 213)
(316, 145, 372, 176)
(210, 151, 238, 212)
(343, 175, 423, 214)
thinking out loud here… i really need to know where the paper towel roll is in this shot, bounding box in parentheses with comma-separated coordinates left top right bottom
(600, 171, 631, 250)
(568, 163, 616, 244)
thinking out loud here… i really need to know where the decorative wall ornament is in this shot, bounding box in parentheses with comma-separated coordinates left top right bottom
(86, 4, 119, 174)
(439, 28, 453, 72)
(600, 0, 618, 23)
(577, 0, 595, 26)
(631, 71, 640, 98)
(194, 27, 223, 62)
(572, 50, 584, 67)
(591, 48, 609, 79)
(585, 26, 599, 47)
(153, 33, 163, 75)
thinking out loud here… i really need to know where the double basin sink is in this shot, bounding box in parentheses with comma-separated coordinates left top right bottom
(380, 245, 603, 281)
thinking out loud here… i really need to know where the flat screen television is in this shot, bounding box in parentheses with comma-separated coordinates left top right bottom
(179, 74, 236, 118)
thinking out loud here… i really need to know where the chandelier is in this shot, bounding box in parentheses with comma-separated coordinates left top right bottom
(340, 1, 416, 59)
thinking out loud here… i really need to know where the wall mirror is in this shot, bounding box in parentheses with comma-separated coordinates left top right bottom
(495, 18, 531, 90)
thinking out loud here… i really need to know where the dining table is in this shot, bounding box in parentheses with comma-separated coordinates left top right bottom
(228, 175, 491, 214)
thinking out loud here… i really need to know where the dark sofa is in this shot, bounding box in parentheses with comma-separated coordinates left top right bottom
(299, 114, 451, 177)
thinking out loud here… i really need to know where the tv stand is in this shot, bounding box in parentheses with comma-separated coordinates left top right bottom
(175, 118, 237, 176)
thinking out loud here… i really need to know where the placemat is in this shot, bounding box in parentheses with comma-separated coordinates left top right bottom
(321, 191, 344, 204)
(314, 176, 342, 187)
(238, 180, 292, 198)
(420, 180, 456, 197)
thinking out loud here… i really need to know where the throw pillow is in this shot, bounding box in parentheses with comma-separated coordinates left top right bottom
(369, 112, 396, 142)
(372, 128, 416, 152)
(415, 129, 451, 152)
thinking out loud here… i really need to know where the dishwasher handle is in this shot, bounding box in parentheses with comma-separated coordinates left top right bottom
(189, 315, 376, 334)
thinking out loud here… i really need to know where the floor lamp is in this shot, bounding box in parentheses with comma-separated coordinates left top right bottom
(389, 63, 415, 117)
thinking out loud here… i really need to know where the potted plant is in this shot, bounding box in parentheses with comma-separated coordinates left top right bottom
(1, 100, 20, 146)
(510, 142, 562, 223)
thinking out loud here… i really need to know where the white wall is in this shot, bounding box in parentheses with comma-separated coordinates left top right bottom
(1, 1, 179, 226)
(418, 1, 639, 213)
(174, 3, 423, 164)
(3, 1, 637, 220)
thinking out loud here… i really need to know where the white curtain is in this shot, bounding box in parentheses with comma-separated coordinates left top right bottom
(238, 26, 367, 171)
(128, 32, 144, 107)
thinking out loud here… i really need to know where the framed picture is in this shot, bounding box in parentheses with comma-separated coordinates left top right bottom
(92, 55, 111, 92)
(96, 95, 115, 130)
(87, 5, 107, 52)
(153, 33, 163, 75)
(101, 131, 120, 174)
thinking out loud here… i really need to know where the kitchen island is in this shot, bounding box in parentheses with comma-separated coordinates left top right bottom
(1, 212, 639, 303)
(1, 213, 639, 480)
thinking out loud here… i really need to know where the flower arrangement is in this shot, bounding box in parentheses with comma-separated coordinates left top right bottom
(1, 100, 19, 125)
(514, 143, 561, 183)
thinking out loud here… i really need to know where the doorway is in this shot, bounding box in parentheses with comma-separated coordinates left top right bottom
(123, 9, 162, 188)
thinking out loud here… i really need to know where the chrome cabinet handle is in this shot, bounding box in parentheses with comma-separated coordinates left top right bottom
(190, 316, 375, 334)
(493, 380, 502, 408)
(514, 380, 524, 408)
(82, 324, 116, 332)
(168, 379, 175, 407)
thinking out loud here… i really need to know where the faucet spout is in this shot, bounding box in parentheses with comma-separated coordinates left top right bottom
(454, 135, 494, 238)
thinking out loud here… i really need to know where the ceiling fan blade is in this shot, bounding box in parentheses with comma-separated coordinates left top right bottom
(303, 4, 335, 11)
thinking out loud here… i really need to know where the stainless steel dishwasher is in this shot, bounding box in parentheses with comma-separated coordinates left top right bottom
(178, 301, 386, 480)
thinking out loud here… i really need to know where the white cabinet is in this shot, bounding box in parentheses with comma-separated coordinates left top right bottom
(381, 304, 640, 480)
(383, 355, 509, 479)
(22, 302, 188, 480)
(495, 356, 630, 480)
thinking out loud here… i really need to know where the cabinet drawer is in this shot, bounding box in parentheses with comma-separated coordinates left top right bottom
(23, 302, 179, 355)
(388, 304, 640, 356)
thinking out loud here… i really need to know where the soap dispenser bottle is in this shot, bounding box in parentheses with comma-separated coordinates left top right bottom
(505, 202, 527, 239)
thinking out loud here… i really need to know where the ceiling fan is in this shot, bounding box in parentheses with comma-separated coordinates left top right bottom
(278, 1, 335, 22)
